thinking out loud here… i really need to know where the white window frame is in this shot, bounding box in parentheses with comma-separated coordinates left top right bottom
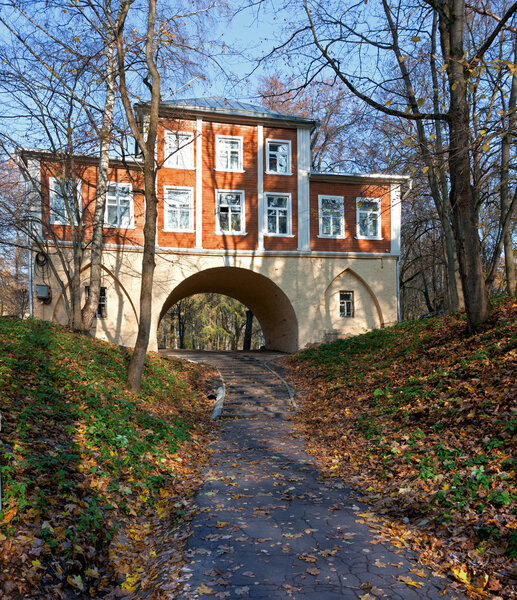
(215, 189, 246, 235)
(163, 186, 194, 232)
(356, 197, 383, 240)
(264, 192, 293, 237)
(318, 195, 345, 238)
(339, 291, 354, 318)
(215, 135, 244, 172)
(265, 138, 292, 175)
(163, 130, 194, 169)
(49, 176, 82, 225)
(104, 182, 134, 229)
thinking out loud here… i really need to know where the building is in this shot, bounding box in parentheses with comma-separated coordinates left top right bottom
(23, 97, 410, 352)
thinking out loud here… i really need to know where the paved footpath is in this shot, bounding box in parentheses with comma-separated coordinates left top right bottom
(164, 351, 466, 600)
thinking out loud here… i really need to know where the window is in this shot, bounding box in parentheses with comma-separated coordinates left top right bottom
(164, 186, 194, 231)
(339, 291, 354, 318)
(164, 130, 194, 169)
(85, 286, 107, 319)
(216, 190, 245, 234)
(319, 195, 345, 237)
(356, 197, 382, 239)
(49, 177, 81, 225)
(266, 139, 291, 174)
(265, 193, 291, 235)
(105, 182, 133, 228)
(216, 135, 243, 171)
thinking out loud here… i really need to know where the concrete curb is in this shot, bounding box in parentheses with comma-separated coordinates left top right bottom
(263, 359, 298, 413)
(210, 366, 226, 420)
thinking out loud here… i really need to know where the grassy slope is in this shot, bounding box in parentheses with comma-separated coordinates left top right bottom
(286, 297, 516, 599)
(0, 318, 214, 599)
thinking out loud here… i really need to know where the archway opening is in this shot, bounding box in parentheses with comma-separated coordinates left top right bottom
(158, 293, 265, 351)
(157, 266, 299, 353)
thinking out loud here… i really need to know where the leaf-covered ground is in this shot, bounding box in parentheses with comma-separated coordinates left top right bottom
(0, 318, 215, 599)
(284, 297, 516, 599)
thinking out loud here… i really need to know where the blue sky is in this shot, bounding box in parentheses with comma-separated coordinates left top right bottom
(184, 1, 288, 102)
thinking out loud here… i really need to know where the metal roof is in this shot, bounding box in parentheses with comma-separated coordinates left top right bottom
(145, 96, 318, 128)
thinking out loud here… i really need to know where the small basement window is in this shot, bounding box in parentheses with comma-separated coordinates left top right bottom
(85, 286, 107, 319)
(339, 291, 354, 318)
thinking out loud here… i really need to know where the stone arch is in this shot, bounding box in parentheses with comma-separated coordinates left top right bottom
(158, 266, 298, 353)
(315, 267, 384, 338)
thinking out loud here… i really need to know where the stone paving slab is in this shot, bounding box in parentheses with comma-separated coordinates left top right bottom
(165, 352, 467, 599)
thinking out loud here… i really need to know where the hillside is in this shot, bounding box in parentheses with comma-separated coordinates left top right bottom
(0, 319, 214, 599)
(285, 297, 516, 599)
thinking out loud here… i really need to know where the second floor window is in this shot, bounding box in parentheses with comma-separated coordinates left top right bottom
(105, 182, 133, 228)
(216, 190, 245, 234)
(356, 198, 382, 239)
(265, 193, 291, 235)
(266, 139, 291, 174)
(319, 195, 345, 238)
(216, 135, 243, 171)
(49, 177, 81, 225)
(164, 187, 193, 231)
(164, 130, 194, 169)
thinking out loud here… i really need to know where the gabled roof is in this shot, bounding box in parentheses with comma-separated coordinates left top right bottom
(135, 96, 318, 129)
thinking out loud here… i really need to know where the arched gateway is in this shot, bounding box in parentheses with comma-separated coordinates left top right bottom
(24, 97, 408, 351)
(158, 267, 298, 353)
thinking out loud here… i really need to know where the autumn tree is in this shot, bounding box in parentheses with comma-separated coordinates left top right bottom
(268, 0, 517, 331)
(0, 0, 124, 330)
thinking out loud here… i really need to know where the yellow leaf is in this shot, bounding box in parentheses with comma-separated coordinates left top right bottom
(67, 575, 84, 591)
(417, 97, 425, 107)
(482, 141, 490, 152)
(411, 36, 421, 42)
(398, 575, 424, 588)
(423, 166, 429, 174)
(31, 559, 43, 569)
(451, 565, 470, 584)
(196, 584, 216, 595)
(429, 133, 436, 141)
(385, 99, 392, 107)
(216, 521, 230, 528)
(85, 567, 99, 578)
(452, 81, 458, 91)
(122, 572, 141, 592)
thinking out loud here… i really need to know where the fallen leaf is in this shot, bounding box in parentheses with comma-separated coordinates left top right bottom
(67, 574, 84, 591)
(451, 565, 470, 585)
(299, 553, 318, 563)
(397, 575, 424, 588)
(306, 567, 320, 576)
(196, 584, 216, 595)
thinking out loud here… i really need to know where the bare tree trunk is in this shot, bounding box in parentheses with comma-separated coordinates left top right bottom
(243, 309, 253, 351)
(385, 2, 464, 313)
(82, 22, 116, 330)
(439, 0, 489, 332)
(116, 0, 161, 391)
(501, 35, 517, 296)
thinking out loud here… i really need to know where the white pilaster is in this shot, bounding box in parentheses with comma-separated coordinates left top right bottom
(390, 183, 402, 255)
(195, 118, 203, 249)
(297, 128, 311, 251)
(257, 124, 264, 251)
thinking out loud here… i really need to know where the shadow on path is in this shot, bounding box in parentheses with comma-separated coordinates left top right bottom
(167, 353, 466, 600)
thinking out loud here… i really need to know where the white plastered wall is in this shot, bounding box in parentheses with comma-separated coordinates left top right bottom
(33, 247, 398, 352)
